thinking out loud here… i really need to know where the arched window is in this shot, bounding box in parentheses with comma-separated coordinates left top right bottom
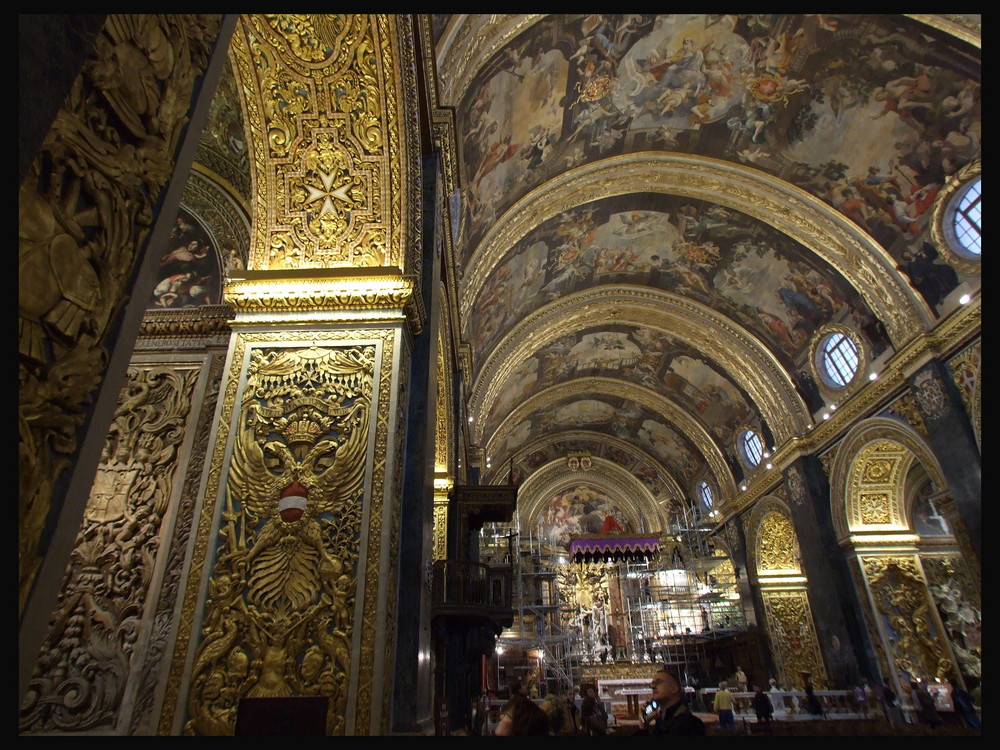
(951, 177, 981, 257)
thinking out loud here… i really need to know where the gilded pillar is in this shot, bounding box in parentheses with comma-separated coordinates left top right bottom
(747, 500, 827, 690)
(783, 457, 877, 686)
(856, 555, 957, 688)
(156, 14, 426, 736)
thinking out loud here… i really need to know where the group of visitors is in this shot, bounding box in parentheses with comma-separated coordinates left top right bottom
(490, 668, 980, 735)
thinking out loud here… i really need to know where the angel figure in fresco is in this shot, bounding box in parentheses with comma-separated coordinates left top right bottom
(472, 134, 519, 192)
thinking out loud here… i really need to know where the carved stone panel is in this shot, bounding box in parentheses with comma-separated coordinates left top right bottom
(20, 363, 202, 734)
(184, 345, 375, 736)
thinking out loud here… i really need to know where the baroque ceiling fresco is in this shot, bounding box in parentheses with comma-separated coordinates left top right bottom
(431, 14, 981, 529)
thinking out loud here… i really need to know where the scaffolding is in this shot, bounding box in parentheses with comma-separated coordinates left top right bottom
(480, 501, 747, 697)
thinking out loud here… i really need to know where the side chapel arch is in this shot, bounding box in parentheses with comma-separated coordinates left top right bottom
(747, 496, 827, 689)
(828, 417, 969, 690)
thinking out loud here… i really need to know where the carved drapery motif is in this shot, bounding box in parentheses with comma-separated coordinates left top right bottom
(860, 555, 954, 682)
(922, 556, 981, 680)
(20, 363, 201, 733)
(756, 512, 800, 574)
(234, 15, 407, 272)
(18, 12, 221, 615)
(760, 590, 827, 689)
(184, 345, 375, 736)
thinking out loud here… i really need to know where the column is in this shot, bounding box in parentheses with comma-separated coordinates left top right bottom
(784, 456, 880, 687)
(908, 360, 981, 566)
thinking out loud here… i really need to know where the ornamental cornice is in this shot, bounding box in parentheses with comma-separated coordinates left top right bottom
(716, 297, 979, 523)
(469, 287, 808, 445)
(460, 152, 930, 348)
(137, 305, 235, 340)
(222, 269, 422, 332)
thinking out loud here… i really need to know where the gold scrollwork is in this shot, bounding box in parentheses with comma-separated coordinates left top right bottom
(861, 556, 954, 681)
(20, 363, 201, 733)
(761, 590, 827, 689)
(184, 345, 375, 736)
(756, 512, 800, 573)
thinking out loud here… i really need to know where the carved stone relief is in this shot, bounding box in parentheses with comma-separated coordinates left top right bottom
(760, 590, 828, 690)
(18, 13, 222, 614)
(860, 555, 954, 682)
(20, 363, 202, 733)
(922, 556, 981, 680)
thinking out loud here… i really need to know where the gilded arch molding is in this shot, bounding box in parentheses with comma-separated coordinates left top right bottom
(828, 417, 948, 542)
(516, 456, 662, 534)
(433, 15, 544, 107)
(489, 430, 687, 507)
(460, 153, 931, 346)
(470, 287, 810, 446)
(485, 376, 736, 500)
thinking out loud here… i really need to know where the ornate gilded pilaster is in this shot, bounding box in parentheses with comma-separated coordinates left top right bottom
(747, 501, 828, 689)
(433, 479, 453, 562)
(760, 590, 828, 690)
(166, 328, 404, 737)
(858, 555, 956, 684)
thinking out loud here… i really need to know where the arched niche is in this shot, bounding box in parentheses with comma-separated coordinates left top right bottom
(828, 417, 947, 543)
(745, 496, 828, 689)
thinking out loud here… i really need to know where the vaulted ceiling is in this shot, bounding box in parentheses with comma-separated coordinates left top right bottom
(429, 14, 980, 527)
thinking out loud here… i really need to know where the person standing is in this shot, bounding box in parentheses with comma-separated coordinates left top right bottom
(495, 696, 550, 736)
(579, 683, 607, 735)
(637, 668, 706, 735)
(910, 680, 942, 728)
(880, 677, 902, 725)
(949, 678, 981, 730)
(713, 680, 737, 732)
(804, 683, 825, 717)
(735, 666, 748, 692)
(752, 684, 774, 727)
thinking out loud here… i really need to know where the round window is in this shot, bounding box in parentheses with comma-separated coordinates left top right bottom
(950, 177, 981, 258)
(818, 331, 860, 389)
